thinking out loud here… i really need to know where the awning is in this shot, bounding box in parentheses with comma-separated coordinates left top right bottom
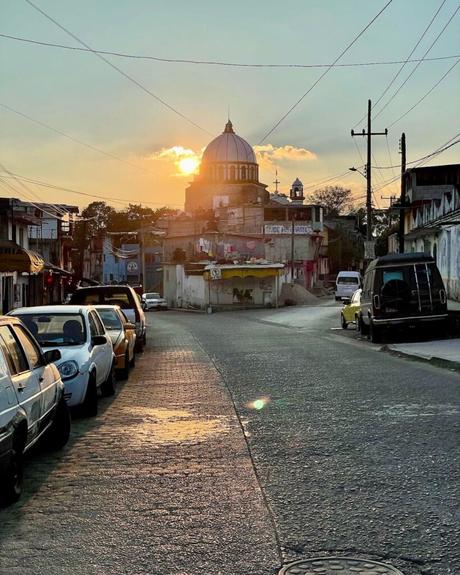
(0, 240, 44, 273)
(204, 266, 284, 280)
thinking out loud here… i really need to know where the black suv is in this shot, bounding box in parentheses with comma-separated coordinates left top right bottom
(358, 252, 448, 343)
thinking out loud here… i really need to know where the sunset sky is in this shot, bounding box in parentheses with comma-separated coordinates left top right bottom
(1, 0, 459, 212)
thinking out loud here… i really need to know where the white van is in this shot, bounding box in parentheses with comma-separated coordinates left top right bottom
(335, 271, 362, 301)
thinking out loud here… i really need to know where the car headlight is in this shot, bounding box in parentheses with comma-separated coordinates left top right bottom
(58, 360, 79, 380)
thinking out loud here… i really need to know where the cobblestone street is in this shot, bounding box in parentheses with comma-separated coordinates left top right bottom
(0, 318, 279, 575)
(1, 307, 459, 575)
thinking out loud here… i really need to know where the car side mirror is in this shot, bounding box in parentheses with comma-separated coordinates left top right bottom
(124, 323, 135, 330)
(44, 349, 61, 364)
(342, 297, 351, 305)
(91, 335, 107, 346)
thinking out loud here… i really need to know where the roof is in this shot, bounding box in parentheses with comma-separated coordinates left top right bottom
(9, 305, 90, 315)
(201, 121, 256, 164)
(367, 252, 434, 269)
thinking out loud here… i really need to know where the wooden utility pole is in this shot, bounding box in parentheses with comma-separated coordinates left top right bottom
(399, 133, 406, 253)
(290, 211, 295, 283)
(351, 99, 388, 243)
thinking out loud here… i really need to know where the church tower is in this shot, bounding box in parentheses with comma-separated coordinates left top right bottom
(290, 177, 304, 204)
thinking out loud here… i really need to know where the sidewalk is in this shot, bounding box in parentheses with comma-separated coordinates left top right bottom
(448, 299, 460, 311)
(387, 338, 460, 369)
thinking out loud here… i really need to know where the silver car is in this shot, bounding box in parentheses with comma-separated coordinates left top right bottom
(142, 292, 168, 311)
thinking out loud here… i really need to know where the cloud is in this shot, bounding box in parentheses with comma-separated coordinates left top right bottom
(254, 144, 317, 169)
(148, 145, 202, 177)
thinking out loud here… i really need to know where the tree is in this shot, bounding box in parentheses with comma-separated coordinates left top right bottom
(309, 186, 354, 217)
(80, 201, 116, 236)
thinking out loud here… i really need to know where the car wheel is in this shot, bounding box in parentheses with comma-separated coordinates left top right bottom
(101, 363, 116, 396)
(369, 321, 382, 343)
(118, 352, 130, 380)
(81, 374, 98, 417)
(0, 443, 23, 506)
(358, 314, 368, 335)
(47, 396, 71, 450)
(341, 314, 348, 329)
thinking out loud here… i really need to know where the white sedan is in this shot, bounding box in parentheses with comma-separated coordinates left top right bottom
(9, 306, 115, 416)
(142, 292, 168, 311)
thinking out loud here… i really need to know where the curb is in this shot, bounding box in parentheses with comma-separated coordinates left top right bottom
(381, 344, 460, 372)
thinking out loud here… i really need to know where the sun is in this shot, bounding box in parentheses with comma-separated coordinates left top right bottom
(178, 157, 199, 175)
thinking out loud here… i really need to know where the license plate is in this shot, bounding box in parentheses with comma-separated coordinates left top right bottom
(385, 308, 398, 313)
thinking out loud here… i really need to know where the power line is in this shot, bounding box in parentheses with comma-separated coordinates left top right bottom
(373, 138, 460, 169)
(2, 31, 458, 69)
(372, 132, 460, 192)
(373, 3, 460, 121)
(24, 0, 213, 137)
(388, 56, 460, 128)
(0, 171, 183, 208)
(353, 0, 447, 129)
(0, 103, 157, 177)
(257, 0, 394, 144)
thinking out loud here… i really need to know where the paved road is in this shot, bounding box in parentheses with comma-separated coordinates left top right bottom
(0, 304, 459, 575)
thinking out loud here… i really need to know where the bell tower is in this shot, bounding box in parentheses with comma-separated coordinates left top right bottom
(290, 177, 304, 204)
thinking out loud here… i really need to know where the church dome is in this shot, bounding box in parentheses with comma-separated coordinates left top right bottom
(202, 121, 256, 164)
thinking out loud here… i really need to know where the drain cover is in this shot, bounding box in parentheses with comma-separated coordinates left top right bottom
(279, 556, 404, 575)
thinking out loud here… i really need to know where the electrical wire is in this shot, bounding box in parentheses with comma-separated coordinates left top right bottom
(387, 56, 460, 128)
(0, 103, 158, 177)
(373, 137, 460, 169)
(2, 31, 458, 69)
(373, 3, 460, 121)
(0, 170, 184, 208)
(24, 0, 213, 137)
(353, 0, 447, 129)
(257, 0, 394, 144)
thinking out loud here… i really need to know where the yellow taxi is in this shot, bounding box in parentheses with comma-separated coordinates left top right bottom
(340, 288, 362, 330)
(94, 305, 136, 379)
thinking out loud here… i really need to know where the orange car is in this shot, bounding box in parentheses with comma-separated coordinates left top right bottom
(94, 305, 136, 379)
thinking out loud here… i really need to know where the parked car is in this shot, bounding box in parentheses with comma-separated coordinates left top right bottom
(142, 292, 168, 311)
(341, 288, 362, 329)
(358, 252, 448, 343)
(94, 305, 136, 379)
(8, 306, 115, 416)
(335, 271, 362, 301)
(0, 315, 70, 505)
(69, 285, 146, 352)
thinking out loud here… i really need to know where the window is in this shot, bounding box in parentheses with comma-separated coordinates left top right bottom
(92, 311, 106, 335)
(88, 313, 99, 337)
(230, 166, 235, 180)
(241, 166, 246, 180)
(0, 325, 29, 375)
(337, 276, 359, 284)
(13, 325, 43, 370)
(15, 313, 86, 346)
(96, 309, 122, 330)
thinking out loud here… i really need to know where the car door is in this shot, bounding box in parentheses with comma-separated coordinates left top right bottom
(88, 311, 111, 385)
(0, 325, 42, 445)
(13, 324, 58, 424)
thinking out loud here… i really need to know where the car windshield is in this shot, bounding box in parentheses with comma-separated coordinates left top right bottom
(16, 313, 86, 347)
(337, 276, 359, 284)
(146, 293, 161, 299)
(96, 309, 122, 330)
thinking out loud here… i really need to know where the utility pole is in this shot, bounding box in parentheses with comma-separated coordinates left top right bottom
(290, 210, 295, 283)
(351, 99, 388, 245)
(399, 133, 406, 253)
